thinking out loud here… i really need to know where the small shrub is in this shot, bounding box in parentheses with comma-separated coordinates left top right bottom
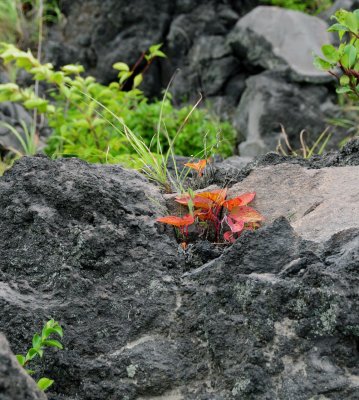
(314, 8, 359, 100)
(157, 161, 264, 244)
(16, 319, 64, 391)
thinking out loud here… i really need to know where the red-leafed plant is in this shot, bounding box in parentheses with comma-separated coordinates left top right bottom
(157, 187, 264, 244)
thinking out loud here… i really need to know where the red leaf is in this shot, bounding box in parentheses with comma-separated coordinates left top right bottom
(229, 206, 264, 223)
(156, 214, 195, 227)
(222, 192, 256, 211)
(226, 216, 245, 233)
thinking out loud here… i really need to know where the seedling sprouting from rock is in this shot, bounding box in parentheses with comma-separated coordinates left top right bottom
(157, 184, 264, 244)
(16, 319, 64, 391)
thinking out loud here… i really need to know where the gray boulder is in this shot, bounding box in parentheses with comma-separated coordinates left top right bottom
(0, 333, 47, 400)
(234, 71, 338, 156)
(228, 6, 333, 83)
(0, 148, 358, 399)
(45, 0, 258, 100)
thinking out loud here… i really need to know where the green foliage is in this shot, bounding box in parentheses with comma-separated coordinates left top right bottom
(16, 319, 64, 391)
(0, 43, 235, 191)
(314, 8, 359, 99)
(263, 0, 332, 14)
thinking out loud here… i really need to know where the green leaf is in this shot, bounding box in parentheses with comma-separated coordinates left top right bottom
(112, 62, 129, 71)
(32, 334, 42, 349)
(153, 50, 166, 58)
(42, 326, 62, 340)
(334, 9, 350, 25)
(25, 348, 39, 362)
(61, 65, 84, 75)
(149, 44, 163, 53)
(23, 98, 48, 112)
(328, 23, 349, 40)
(109, 82, 120, 89)
(313, 56, 332, 71)
(43, 339, 63, 350)
(336, 86, 351, 93)
(72, 119, 90, 129)
(342, 44, 357, 68)
(354, 9, 359, 26)
(340, 75, 350, 85)
(92, 118, 107, 127)
(119, 71, 133, 84)
(52, 72, 64, 85)
(16, 354, 25, 366)
(133, 74, 143, 88)
(37, 378, 54, 391)
(0, 83, 19, 92)
(345, 12, 358, 33)
(321, 44, 339, 63)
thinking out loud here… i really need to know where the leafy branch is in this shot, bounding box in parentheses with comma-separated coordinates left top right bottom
(16, 319, 64, 391)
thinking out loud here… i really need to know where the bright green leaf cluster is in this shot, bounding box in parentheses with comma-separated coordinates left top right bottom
(16, 319, 64, 392)
(314, 8, 359, 98)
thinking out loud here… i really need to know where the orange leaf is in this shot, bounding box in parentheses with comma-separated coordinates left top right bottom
(194, 209, 217, 222)
(156, 214, 195, 227)
(196, 188, 228, 205)
(184, 159, 208, 176)
(175, 194, 213, 209)
(222, 192, 256, 211)
(229, 206, 264, 223)
(176, 189, 227, 210)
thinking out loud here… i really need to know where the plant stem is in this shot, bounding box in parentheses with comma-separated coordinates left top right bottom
(33, 0, 44, 139)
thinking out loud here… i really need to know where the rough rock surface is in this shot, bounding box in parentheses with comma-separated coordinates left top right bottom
(46, 0, 258, 100)
(0, 333, 47, 400)
(0, 148, 358, 399)
(233, 71, 337, 156)
(228, 6, 332, 83)
(228, 161, 359, 242)
(44, 1, 340, 157)
(45, 0, 346, 156)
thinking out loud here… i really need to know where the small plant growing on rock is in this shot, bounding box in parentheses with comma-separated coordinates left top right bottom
(16, 319, 64, 391)
(314, 8, 359, 99)
(157, 161, 264, 244)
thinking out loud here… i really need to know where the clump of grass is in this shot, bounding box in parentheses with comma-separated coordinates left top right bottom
(276, 124, 332, 158)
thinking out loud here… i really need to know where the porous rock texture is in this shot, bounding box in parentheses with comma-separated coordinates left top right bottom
(0, 333, 47, 400)
(0, 142, 358, 399)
